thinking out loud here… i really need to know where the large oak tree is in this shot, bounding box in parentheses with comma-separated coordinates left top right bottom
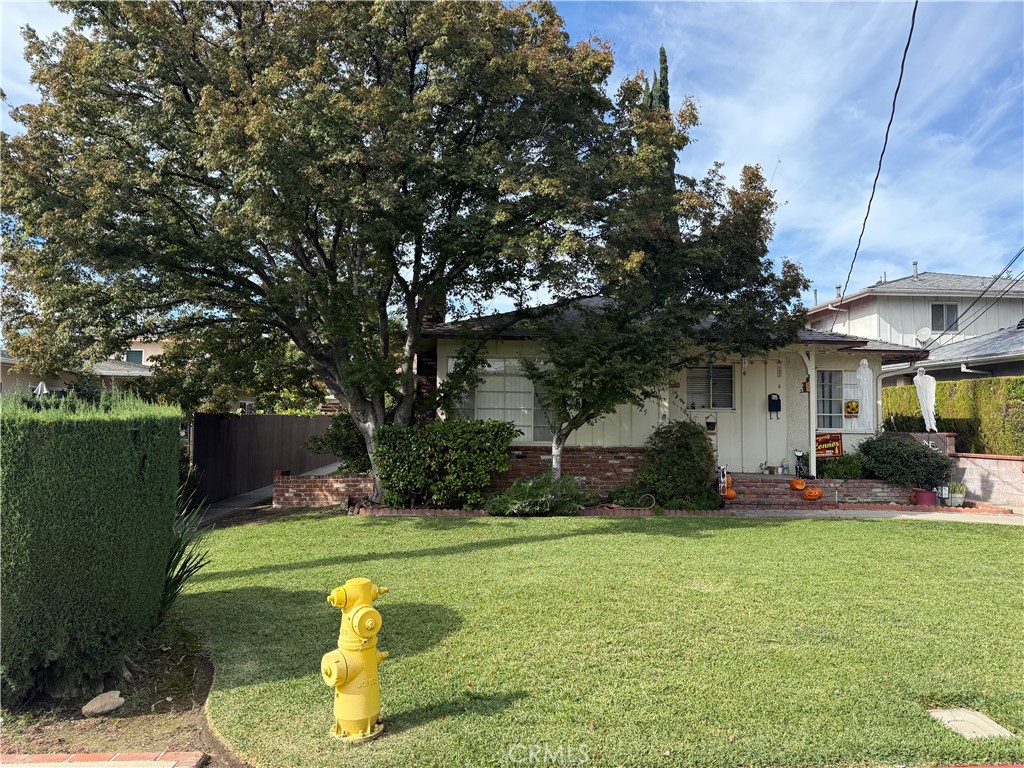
(3, 1, 623, 492)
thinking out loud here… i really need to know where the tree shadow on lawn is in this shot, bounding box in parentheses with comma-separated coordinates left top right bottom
(385, 689, 528, 736)
(195, 515, 783, 586)
(182, 586, 462, 692)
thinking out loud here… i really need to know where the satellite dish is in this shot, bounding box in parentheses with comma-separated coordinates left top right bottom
(915, 327, 932, 345)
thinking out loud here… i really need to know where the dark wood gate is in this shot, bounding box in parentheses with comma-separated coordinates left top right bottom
(192, 413, 335, 504)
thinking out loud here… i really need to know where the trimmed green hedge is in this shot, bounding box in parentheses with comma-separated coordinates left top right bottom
(882, 376, 1024, 455)
(0, 394, 181, 702)
(374, 419, 519, 509)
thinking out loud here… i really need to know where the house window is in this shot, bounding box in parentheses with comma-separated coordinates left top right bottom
(817, 369, 867, 429)
(451, 358, 553, 442)
(931, 303, 958, 333)
(125, 349, 144, 364)
(685, 365, 734, 409)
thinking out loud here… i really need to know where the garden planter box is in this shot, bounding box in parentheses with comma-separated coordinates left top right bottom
(912, 488, 938, 506)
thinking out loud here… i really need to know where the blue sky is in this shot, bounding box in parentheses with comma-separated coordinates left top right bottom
(3, 1, 1022, 307)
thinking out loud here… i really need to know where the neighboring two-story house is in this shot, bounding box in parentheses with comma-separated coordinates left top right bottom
(806, 265, 1024, 382)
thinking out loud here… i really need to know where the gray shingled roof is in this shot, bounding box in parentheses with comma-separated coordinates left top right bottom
(922, 322, 1024, 365)
(422, 305, 925, 363)
(809, 271, 1024, 312)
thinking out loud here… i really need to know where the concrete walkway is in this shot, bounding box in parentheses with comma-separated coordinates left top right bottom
(732, 507, 1022, 525)
(200, 462, 339, 525)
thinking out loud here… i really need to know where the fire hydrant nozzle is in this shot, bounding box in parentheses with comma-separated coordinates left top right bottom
(322, 577, 389, 743)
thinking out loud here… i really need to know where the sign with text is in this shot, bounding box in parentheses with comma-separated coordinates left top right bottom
(815, 432, 843, 458)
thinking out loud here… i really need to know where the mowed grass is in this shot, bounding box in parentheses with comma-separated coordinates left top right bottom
(181, 515, 1023, 768)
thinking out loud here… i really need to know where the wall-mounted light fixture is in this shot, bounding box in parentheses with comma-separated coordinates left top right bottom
(800, 376, 810, 394)
(705, 413, 718, 433)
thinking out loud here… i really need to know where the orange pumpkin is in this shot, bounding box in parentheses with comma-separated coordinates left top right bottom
(790, 478, 806, 491)
(725, 474, 733, 488)
(722, 489, 737, 501)
(803, 486, 823, 501)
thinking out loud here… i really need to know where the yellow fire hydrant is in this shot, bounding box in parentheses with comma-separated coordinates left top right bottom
(321, 578, 390, 742)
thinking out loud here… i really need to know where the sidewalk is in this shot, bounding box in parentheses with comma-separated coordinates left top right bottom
(731, 507, 1022, 525)
(200, 462, 339, 525)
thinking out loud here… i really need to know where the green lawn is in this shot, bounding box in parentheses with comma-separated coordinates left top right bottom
(182, 515, 1023, 768)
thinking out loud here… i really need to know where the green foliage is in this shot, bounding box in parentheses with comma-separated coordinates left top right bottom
(0, 393, 180, 702)
(817, 453, 865, 479)
(486, 473, 584, 517)
(882, 377, 1024, 455)
(613, 420, 720, 507)
(159, 473, 211, 625)
(857, 433, 953, 489)
(374, 420, 520, 509)
(135, 327, 329, 416)
(2, 2, 622, 469)
(949, 481, 967, 495)
(305, 414, 372, 473)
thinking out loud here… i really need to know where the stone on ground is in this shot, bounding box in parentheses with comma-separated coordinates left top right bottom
(81, 689, 125, 716)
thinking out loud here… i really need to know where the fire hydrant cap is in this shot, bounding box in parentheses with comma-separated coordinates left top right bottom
(321, 651, 348, 686)
(350, 605, 383, 639)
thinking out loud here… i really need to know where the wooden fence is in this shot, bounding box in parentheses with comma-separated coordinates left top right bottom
(192, 413, 336, 504)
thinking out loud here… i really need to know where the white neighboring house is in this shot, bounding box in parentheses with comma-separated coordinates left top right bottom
(0, 349, 153, 394)
(806, 266, 1024, 383)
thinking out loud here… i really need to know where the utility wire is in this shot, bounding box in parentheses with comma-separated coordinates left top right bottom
(924, 245, 1024, 349)
(927, 270, 1024, 350)
(831, 0, 919, 331)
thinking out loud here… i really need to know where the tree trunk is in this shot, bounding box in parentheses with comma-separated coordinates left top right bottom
(352, 415, 383, 501)
(551, 432, 568, 481)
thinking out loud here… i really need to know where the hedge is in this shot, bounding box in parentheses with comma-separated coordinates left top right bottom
(0, 394, 181, 702)
(882, 376, 1024, 455)
(374, 419, 520, 509)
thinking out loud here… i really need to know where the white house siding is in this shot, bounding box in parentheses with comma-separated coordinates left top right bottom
(437, 340, 886, 474)
(875, 294, 1024, 347)
(0, 364, 77, 395)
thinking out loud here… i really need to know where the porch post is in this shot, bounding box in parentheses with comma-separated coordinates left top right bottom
(799, 349, 817, 478)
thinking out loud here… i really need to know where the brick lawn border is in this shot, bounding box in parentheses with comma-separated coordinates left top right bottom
(0, 753, 204, 766)
(348, 503, 1012, 517)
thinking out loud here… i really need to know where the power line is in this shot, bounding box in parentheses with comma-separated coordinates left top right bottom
(831, 0, 920, 332)
(924, 246, 1024, 349)
(928, 270, 1024, 350)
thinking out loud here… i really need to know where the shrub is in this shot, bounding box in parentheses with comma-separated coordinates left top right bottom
(487, 473, 584, 516)
(158, 472, 211, 625)
(617, 420, 718, 507)
(817, 453, 864, 479)
(0, 393, 181, 702)
(374, 419, 520, 508)
(305, 413, 372, 473)
(857, 433, 953, 489)
(882, 376, 1024, 455)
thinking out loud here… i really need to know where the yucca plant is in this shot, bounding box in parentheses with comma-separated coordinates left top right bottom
(158, 471, 211, 625)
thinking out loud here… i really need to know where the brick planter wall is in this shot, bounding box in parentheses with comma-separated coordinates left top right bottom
(272, 469, 373, 508)
(726, 474, 913, 508)
(492, 446, 646, 492)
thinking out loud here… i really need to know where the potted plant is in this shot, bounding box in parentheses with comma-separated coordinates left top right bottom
(948, 481, 967, 508)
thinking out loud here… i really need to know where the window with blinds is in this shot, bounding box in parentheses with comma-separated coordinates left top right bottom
(685, 365, 734, 409)
(449, 358, 554, 442)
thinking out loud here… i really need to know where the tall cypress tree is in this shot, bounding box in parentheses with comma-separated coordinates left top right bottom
(659, 46, 670, 110)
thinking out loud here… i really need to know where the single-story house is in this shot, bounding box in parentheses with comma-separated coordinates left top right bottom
(420, 315, 925, 477)
(0, 349, 153, 395)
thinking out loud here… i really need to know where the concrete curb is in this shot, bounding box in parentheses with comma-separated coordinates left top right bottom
(0, 753, 204, 767)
